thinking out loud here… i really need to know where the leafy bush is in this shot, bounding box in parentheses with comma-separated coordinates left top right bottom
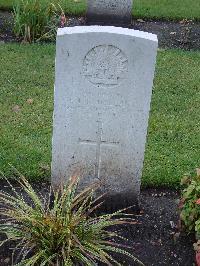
(179, 169, 200, 233)
(0, 174, 143, 265)
(179, 169, 200, 264)
(13, 0, 66, 42)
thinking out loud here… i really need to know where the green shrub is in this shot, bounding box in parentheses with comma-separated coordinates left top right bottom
(0, 173, 143, 265)
(179, 169, 200, 264)
(179, 169, 200, 233)
(13, 0, 65, 42)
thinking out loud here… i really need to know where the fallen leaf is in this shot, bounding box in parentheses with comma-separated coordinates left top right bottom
(4, 258, 10, 264)
(194, 240, 200, 252)
(196, 252, 200, 266)
(12, 105, 21, 113)
(137, 19, 145, 23)
(170, 221, 176, 229)
(39, 164, 50, 172)
(179, 19, 186, 24)
(196, 198, 200, 205)
(197, 168, 200, 177)
(173, 232, 180, 242)
(27, 98, 34, 104)
(21, 40, 29, 44)
(78, 17, 85, 24)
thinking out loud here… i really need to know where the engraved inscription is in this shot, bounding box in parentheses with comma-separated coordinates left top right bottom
(88, 0, 133, 19)
(83, 45, 128, 87)
(93, 0, 118, 11)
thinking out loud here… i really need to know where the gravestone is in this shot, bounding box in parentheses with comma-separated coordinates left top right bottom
(52, 26, 158, 209)
(87, 0, 133, 26)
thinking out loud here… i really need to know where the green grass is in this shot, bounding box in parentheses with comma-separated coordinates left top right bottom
(0, 0, 86, 15)
(134, 0, 200, 20)
(0, 44, 200, 187)
(0, 44, 55, 179)
(0, 0, 200, 20)
(143, 49, 200, 187)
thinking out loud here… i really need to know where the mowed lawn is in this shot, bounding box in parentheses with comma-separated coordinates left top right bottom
(0, 44, 200, 187)
(0, 0, 200, 20)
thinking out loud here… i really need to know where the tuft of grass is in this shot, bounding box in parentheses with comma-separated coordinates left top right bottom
(0, 44, 199, 187)
(0, 173, 143, 265)
(0, 0, 200, 20)
(13, 0, 66, 43)
(0, 0, 86, 16)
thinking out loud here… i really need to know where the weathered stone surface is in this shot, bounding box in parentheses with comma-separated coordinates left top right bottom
(52, 26, 158, 209)
(87, 0, 133, 26)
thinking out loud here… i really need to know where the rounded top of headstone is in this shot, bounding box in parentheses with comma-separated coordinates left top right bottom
(57, 26, 158, 43)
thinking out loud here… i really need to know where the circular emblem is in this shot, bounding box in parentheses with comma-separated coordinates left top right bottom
(83, 45, 128, 87)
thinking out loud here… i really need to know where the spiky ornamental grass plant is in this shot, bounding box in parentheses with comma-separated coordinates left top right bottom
(13, 0, 66, 42)
(0, 173, 143, 266)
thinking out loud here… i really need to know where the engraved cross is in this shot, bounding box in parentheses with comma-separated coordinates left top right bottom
(79, 120, 120, 179)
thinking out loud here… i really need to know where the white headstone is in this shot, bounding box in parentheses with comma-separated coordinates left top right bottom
(52, 26, 158, 209)
(87, 0, 133, 26)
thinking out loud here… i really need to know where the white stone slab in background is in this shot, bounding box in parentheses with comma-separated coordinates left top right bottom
(52, 26, 158, 208)
(87, 0, 133, 25)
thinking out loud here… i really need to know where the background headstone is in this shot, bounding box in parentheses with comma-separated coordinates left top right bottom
(52, 26, 158, 209)
(87, 0, 133, 26)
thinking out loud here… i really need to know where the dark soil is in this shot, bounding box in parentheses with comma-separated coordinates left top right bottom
(0, 11, 200, 50)
(0, 11, 16, 43)
(0, 182, 195, 266)
(120, 189, 195, 265)
(132, 19, 200, 50)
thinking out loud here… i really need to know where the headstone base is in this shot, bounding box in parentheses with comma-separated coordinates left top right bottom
(97, 192, 141, 213)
